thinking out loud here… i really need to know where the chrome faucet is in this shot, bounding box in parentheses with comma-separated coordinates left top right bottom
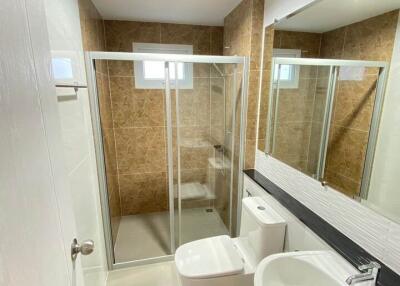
(346, 262, 381, 285)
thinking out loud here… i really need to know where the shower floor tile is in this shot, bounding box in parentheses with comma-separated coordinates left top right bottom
(114, 207, 228, 263)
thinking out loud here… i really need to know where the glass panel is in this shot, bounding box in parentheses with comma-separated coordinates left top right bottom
(174, 62, 236, 245)
(94, 59, 172, 263)
(227, 63, 244, 236)
(269, 64, 331, 177)
(91, 57, 246, 267)
(211, 63, 231, 232)
(324, 66, 380, 198)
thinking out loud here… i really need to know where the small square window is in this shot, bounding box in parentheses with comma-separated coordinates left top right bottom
(133, 43, 193, 89)
(273, 49, 301, 89)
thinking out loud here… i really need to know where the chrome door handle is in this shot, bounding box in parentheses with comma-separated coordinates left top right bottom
(71, 238, 94, 261)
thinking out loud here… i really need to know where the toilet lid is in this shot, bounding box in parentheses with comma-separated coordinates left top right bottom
(175, 235, 244, 279)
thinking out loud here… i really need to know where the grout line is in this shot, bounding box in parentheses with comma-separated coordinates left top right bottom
(330, 124, 370, 133)
(305, 64, 320, 172)
(341, 27, 347, 58)
(325, 168, 362, 184)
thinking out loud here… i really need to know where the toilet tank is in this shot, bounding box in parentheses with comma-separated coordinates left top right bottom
(239, 197, 286, 263)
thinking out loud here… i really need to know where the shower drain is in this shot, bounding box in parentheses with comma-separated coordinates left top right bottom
(206, 208, 213, 212)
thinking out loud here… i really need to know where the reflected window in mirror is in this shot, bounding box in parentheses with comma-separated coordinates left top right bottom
(273, 49, 301, 88)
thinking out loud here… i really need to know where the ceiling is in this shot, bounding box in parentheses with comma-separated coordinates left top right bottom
(276, 0, 400, 33)
(91, 0, 242, 26)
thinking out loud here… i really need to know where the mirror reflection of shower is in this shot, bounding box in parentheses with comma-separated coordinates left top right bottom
(266, 58, 386, 200)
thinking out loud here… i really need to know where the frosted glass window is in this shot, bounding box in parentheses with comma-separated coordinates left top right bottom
(273, 49, 301, 89)
(133, 43, 193, 89)
(143, 61, 164, 79)
(142, 61, 185, 80)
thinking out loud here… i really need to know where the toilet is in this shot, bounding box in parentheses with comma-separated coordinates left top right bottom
(174, 196, 286, 286)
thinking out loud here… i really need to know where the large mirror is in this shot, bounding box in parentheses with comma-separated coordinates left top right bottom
(258, 0, 400, 223)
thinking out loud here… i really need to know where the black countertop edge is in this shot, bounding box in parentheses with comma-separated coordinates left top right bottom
(244, 169, 400, 286)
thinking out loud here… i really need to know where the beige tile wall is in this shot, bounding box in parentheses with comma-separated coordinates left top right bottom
(78, 0, 122, 244)
(224, 0, 265, 169)
(223, 0, 264, 234)
(103, 20, 224, 216)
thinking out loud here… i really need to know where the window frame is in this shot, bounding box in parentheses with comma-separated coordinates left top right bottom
(133, 42, 193, 89)
(273, 48, 301, 89)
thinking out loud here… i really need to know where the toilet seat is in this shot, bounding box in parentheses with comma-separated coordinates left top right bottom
(175, 235, 244, 279)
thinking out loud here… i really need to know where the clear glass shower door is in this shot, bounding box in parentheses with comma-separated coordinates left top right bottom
(267, 62, 332, 178)
(86, 52, 248, 269)
(91, 58, 174, 264)
(170, 61, 243, 246)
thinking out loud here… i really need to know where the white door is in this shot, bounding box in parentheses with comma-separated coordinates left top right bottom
(0, 0, 74, 285)
(0, 0, 106, 286)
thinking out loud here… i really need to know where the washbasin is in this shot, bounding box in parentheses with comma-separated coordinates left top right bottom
(254, 251, 373, 286)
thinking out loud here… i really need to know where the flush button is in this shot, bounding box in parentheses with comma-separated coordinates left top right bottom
(257, 206, 266, 210)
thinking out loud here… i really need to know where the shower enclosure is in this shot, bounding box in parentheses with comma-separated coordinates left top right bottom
(266, 57, 388, 198)
(85, 52, 249, 268)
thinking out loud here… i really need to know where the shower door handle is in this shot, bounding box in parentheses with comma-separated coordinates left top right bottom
(71, 238, 94, 261)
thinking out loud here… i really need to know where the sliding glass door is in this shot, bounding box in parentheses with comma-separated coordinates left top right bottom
(171, 62, 243, 246)
(86, 53, 249, 269)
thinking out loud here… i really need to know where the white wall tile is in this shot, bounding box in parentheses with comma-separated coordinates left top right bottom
(254, 150, 400, 274)
(383, 222, 400, 274)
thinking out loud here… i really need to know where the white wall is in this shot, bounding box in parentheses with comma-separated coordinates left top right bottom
(255, 151, 400, 274)
(43, 0, 108, 285)
(367, 10, 400, 223)
(263, 0, 317, 27)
